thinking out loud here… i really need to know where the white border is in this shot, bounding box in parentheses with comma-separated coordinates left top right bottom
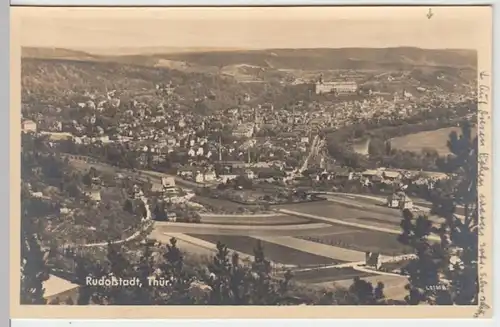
(6, 1, 499, 326)
(8, 0, 498, 6)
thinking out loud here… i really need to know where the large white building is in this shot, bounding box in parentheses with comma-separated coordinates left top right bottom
(315, 81, 358, 95)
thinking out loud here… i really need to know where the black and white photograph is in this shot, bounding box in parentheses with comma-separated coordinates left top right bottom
(12, 5, 493, 318)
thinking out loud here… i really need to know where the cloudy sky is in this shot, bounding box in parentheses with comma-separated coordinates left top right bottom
(14, 6, 490, 53)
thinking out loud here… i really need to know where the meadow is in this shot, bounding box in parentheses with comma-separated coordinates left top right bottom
(389, 126, 477, 156)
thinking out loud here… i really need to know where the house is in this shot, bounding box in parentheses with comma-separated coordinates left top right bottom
(161, 177, 176, 188)
(362, 169, 380, 179)
(203, 170, 217, 182)
(22, 119, 37, 133)
(43, 131, 74, 141)
(166, 212, 177, 222)
(386, 192, 413, 210)
(188, 280, 213, 299)
(86, 189, 101, 203)
(335, 171, 354, 181)
(193, 169, 217, 184)
(361, 169, 381, 185)
(219, 174, 239, 183)
(164, 186, 178, 197)
(244, 169, 256, 180)
(195, 172, 205, 184)
(232, 123, 255, 138)
(319, 171, 333, 181)
(386, 193, 400, 208)
(382, 171, 402, 181)
(177, 166, 199, 179)
(420, 171, 449, 181)
(400, 195, 414, 210)
(59, 207, 73, 215)
(44, 274, 80, 304)
(219, 161, 247, 169)
(31, 191, 45, 198)
(151, 182, 165, 194)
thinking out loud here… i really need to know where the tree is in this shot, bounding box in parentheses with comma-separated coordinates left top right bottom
(207, 242, 234, 304)
(20, 227, 50, 304)
(348, 277, 385, 304)
(89, 167, 99, 178)
(160, 238, 196, 304)
(136, 201, 148, 220)
(82, 173, 92, 187)
(74, 255, 94, 305)
(133, 241, 157, 304)
(398, 121, 479, 305)
(104, 242, 135, 305)
(123, 199, 133, 214)
(250, 241, 279, 304)
(204, 240, 295, 305)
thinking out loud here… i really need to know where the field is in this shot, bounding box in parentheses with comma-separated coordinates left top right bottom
(290, 267, 375, 284)
(189, 234, 342, 267)
(297, 223, 412, 256)
(389, 126, 478, 156)
(192, 195, 257, 211)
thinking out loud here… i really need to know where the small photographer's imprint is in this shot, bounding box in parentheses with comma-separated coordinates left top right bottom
(425, 284, 448, 291)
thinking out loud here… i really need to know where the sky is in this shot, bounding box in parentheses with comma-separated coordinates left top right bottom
(13, 6, 490, 54)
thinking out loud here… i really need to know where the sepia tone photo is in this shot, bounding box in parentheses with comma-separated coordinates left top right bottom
(10, 6, 493, 319)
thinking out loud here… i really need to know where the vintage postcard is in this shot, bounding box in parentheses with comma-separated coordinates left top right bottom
(10, 5, 493, 319)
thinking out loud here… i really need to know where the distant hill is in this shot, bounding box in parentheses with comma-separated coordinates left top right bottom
(22, 47, 98, 61)
(22, 47, 477, 72)
(154, 47, 477, 71)
(81, 46, 247, 56)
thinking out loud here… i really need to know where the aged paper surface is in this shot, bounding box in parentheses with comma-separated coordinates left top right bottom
(10, 6, 493, 319)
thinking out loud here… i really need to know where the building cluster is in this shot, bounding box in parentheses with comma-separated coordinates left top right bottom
(22, 67, 470, 195)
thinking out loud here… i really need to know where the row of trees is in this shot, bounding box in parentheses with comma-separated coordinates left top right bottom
(22, 234, 391, 306)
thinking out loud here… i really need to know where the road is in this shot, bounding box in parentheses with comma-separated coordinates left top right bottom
(72, 193, 153, 248)
(152, 221, 333, 236)
(298, 135, 321, 174)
